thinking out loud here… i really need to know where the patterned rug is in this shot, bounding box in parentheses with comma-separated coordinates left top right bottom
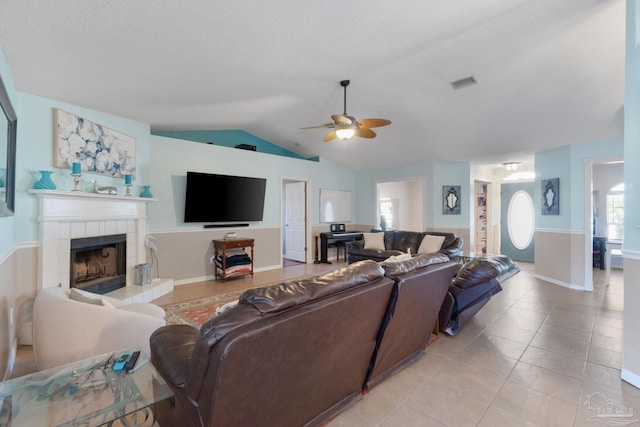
(161, 290, 245, 327)
(160, 274, 313, 327)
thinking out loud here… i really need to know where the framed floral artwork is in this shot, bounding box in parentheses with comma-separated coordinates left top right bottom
(53, 109, 136, 178)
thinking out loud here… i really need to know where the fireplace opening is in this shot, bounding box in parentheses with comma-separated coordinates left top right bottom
(70, 234, 126, 295)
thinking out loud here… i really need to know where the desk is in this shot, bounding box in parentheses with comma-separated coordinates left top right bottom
(318, 231, 363, 264)
(0, 348, 173, 426)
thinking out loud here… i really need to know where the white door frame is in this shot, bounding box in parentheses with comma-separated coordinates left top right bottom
(584, 159, 594, 291)
(281, 176, 312, 264)
(375, 177, 425, 231)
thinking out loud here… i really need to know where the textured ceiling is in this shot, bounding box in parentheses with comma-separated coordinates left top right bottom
(0, 0, 625, 171)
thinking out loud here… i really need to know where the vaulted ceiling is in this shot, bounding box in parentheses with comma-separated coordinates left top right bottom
(0, 0, 625, 171)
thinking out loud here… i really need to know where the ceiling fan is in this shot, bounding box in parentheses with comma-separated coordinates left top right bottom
(301, 80, 391, 142)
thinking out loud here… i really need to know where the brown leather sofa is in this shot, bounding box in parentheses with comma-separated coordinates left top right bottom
(439, 254, 520, 336)
(149, 256, 457, 427)
(347, 230, 463, 264)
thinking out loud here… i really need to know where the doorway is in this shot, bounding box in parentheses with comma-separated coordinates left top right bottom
(282, 179, 309, 264)
(376, 179, 425, 231)
(500, 182, 535, 262)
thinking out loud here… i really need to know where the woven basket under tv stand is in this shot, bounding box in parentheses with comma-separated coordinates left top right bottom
(213, 238, 254, 280)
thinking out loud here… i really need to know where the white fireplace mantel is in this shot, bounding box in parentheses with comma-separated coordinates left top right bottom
(30, 190, 156, 291)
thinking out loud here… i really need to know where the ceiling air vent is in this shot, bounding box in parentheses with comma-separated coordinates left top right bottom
(450, 76, 477, 90)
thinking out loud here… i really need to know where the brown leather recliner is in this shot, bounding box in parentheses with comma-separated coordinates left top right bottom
(150, 260, 396, 427)
(439, 255, 520, 335)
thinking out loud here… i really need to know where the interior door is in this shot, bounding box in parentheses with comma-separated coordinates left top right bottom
(501, 182, 535, 262)
(285, 181, 306, 262)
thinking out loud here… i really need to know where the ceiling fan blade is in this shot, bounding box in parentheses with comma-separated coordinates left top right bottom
(354, 128, 376, 138)
(357, 118, 391, 129)
(299, 123, 335, 130)
(323, 131, 337, 142)
(332, 114, 354, 125)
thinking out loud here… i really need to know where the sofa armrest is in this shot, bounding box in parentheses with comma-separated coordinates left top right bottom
(150, 324, 199, 389)
(33, 288, 167, 370)
(440, 237, 463, 257)
(452, 258, 499, 289)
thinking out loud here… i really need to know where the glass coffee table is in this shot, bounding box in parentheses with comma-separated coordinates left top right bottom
(451, 251, 487, 263)
(0, 348, 173, 426)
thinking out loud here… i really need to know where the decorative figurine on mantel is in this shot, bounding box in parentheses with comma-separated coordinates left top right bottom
(71, 162, 82, 192)
(34, 170, 57, 190)
(91, 179, 118, 195)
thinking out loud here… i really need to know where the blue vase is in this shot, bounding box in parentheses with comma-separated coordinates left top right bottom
(139, 185, 153, 198)
(34, 170, 56, 190)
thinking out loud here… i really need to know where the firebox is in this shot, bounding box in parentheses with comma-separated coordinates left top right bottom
(70, 234, 126, 294)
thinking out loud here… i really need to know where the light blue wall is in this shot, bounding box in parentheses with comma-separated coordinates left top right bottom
(431, 162, 471, 227)
(536, 146, 571, 230)
(354, 161, 471, 228)
(147, 135, 356, 230)
(0, 42, 17, 256)
(13, 93, 151, 242)
(625, 0, 640, 251)
(536, 139, 623, 232)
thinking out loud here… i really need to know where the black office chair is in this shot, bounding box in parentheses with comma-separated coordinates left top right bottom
(593, 237, 607, 270)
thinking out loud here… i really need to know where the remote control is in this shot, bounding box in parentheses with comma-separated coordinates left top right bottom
(112, 353, 130, 372)
(124, 351, 140, 372)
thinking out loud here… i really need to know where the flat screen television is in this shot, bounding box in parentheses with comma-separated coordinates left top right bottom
(184, 171, 267, 223)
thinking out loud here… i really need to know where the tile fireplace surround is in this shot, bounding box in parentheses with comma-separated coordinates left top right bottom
(30, 190, 172, 302)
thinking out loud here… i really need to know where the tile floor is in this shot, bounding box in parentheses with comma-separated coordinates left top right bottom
(329, 263, 634, 427)
(13, 260, 635, 427)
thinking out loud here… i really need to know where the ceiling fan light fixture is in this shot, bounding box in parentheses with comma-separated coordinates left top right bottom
(301, 79, 390, 142)
(336, 128, 356, 140)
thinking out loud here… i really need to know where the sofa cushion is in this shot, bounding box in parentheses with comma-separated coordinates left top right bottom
(417, 234, 446, 254)
(363, 232, 385, 250)
(381, 253, 450, 276)
(390, 231, 425, 253)
(69, 288, 115, 308)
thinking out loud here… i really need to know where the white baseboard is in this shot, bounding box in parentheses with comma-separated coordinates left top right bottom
(174, 264, 282, 286)
(534, 273, 587, 291)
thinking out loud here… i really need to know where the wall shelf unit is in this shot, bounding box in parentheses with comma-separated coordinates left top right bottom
(475, 182, 489, 255)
